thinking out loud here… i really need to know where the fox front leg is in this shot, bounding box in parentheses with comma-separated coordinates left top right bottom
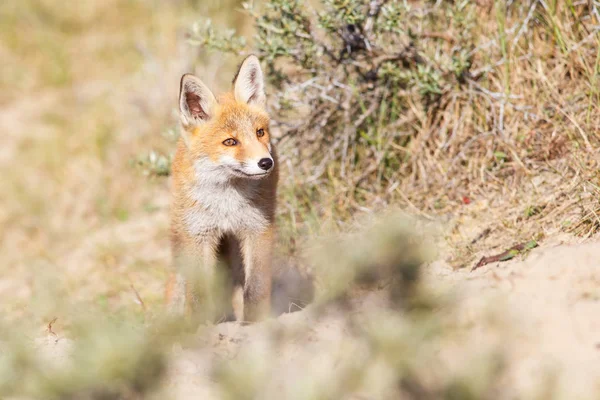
(168, 236, 220, 322)
(241, 227, 274, 322)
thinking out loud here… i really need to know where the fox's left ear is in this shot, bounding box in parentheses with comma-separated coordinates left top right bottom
(179, 74, 217, 128)
(233, 55, 266, 109)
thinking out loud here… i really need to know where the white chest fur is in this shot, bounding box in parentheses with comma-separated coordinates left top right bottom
(183, 161, 269, 237)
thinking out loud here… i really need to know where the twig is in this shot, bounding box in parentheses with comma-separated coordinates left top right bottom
(46, 317, 58, 337)
(420, 31, 455, 43)
(511, 0, 539, 49)
(554, 105, 593, 151)
(470, 228, 492, 245)
(472, 240, 538, 271)
(288, 302, 304, 313)
(128, 278, 147, 312)
(364, 0, 389, 36)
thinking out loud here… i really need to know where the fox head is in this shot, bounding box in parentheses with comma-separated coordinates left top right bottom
(178, 55, 274, 180)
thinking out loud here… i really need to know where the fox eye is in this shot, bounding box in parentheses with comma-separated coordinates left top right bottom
(256, 128, 265, 138)
(222, 138, 237, 146)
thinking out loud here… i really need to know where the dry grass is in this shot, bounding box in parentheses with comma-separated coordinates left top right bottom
(194, 0, 600, 270)
(0, 0, 247, 324)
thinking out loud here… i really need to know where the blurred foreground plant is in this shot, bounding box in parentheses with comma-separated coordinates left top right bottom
(309, 213, 429, 306)
(212, 212, 507, 400)
(0, 213, 508, 399)
(0, 318, 169, 399)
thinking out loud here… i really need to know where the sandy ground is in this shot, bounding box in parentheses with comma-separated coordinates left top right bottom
(427, 236, 600, 397)
(31, 236, 600, 398)
(171, 236, 600, 398)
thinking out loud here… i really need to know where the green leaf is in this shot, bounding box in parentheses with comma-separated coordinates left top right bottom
(494, 151, 507, 161)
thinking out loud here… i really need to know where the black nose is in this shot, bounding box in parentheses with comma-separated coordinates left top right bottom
(258, 158, 273, 171)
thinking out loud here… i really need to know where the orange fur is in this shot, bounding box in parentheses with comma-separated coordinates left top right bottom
(166, 57, 278, 323)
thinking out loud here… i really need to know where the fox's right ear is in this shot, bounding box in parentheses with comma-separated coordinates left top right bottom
(179, 74, 217, 129)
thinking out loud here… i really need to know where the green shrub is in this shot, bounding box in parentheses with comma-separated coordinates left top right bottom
(191, 0, 478, 204)
(190, 0, 600, 242)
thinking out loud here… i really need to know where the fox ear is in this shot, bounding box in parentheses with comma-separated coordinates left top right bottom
(233, 55, 266, 108)
(179, 74, 217, 128)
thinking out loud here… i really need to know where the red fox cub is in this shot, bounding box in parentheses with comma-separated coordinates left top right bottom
(165, 55, 277, 322)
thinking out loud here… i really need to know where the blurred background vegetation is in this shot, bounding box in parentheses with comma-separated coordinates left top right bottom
(2, 0, 600, 398)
